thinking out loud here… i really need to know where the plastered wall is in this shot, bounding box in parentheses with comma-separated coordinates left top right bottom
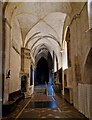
(63, 2, 91, 119)
(3, 21, 11, 103)
(3, 12, 23, 102)
(9, 47, 21, 93)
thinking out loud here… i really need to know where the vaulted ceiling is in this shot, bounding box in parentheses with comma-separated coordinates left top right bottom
(5, 2, 72, 69)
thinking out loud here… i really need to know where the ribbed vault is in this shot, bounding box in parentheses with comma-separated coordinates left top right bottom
(4, 2, 72, 70)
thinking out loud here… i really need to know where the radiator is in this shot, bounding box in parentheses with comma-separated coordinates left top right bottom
(78, 83, 92, 119)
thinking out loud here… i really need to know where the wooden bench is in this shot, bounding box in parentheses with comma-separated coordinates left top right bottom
(2, 100, 16, 116)
(9, 90, 24, 104)
(2, 90, 24, 116)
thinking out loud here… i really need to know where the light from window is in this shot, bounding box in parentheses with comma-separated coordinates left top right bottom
(88, 0, 92, 29)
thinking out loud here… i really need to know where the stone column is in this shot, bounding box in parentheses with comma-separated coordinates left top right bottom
(52, 51, 54, 84)
(21, 48, 33, 98)
(2, 18, 11, 103)
(56, 56, 59, 83)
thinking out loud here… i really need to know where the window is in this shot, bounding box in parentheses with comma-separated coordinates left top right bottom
(66, 27, 71, 67)
(88, 0, 92, 29)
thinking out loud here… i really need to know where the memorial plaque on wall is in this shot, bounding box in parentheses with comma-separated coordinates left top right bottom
(74, 55, 81, 83)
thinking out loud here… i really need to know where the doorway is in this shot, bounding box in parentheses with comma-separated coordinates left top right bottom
(36, 57, 49, 85)
(21, 75, 27, 92)
(30, 65, 33, 86)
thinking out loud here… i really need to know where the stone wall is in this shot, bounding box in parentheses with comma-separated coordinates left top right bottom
(63, 2, 91, 119)
(3, 20, 11, 103)
(63, 67, 72, 87)
(63, 67, 73, 103)
(10, 47, 21, 93)
(21, 48, 34, 97)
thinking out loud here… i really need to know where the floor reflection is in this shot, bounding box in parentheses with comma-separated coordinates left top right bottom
(47, 83, 54, 96)
(27, 101, 57, 109)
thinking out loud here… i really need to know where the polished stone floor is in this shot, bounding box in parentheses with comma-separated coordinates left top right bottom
(27, 101, 57, 109)
(2, 85, 89, 120)
(17, 93, 88, 119)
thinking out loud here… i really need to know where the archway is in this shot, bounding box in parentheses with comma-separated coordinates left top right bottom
(36, 57, 49, 85)
(30, 65, 33, 86)
(84, 48, 92, 84)
(21, 75, 27, 92)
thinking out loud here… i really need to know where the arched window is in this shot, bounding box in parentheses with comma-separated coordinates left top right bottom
(88, 0, 92, 29)
(66, 27, 71, 68)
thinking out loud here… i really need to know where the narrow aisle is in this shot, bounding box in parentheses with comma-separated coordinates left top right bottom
(16, 86, 89, 119)
(18, 85, 59, 119)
